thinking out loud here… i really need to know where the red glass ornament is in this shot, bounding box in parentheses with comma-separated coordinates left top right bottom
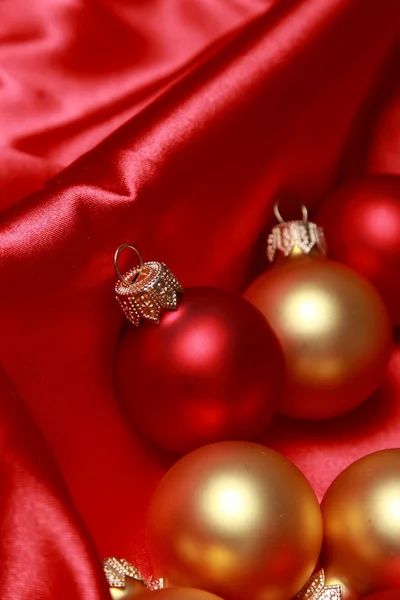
(317, 174, 400, 326)
(116, 285, 284, 455)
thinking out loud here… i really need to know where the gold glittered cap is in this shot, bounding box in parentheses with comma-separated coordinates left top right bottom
(114, 245, 183, 326)
(296, 569, 342, 600)
(267, 199, 327, 263)
(103, 557, 163, 591)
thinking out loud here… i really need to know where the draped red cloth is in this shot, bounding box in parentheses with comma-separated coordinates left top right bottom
(1, 1, 400, 598)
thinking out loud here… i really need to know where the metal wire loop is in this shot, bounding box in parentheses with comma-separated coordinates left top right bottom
(273, 195, 308, 224)
(114, 244, 144, 287)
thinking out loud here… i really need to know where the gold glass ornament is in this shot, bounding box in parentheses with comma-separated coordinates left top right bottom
(244, 201, 393, 420)
(321, 449, 400, 598)
(146, 441, 323, 600)
(136, 589, 225, 600)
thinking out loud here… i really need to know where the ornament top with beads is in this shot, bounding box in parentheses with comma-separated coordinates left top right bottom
(114, 244, 183, 325)
(267, 201, 326, 262)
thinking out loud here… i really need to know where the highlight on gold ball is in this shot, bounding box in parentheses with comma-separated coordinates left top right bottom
(146, 441, 323, 600)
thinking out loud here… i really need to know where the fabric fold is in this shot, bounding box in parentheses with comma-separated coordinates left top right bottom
(0, 366, 109, 600)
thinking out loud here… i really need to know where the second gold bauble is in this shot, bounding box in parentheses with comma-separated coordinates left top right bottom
(244, 209, 392, 419)
(146, 441, 323, 600)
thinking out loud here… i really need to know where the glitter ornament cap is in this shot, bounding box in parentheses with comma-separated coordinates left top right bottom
(297, 570, 342, 600)
(103, 557, 163, 591)
(267, 200, 327, 263)
(114, 245, 183, 326)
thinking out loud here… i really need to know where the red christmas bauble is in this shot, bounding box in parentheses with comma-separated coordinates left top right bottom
(317, 174, 400, 325)
(116, 286, 284, 454)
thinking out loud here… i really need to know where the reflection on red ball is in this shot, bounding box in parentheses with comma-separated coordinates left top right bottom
(116, 287, 284, 454)
(318, 174, 400, 325)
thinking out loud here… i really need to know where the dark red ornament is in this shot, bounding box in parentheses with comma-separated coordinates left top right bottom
(114, 247, 284, 455)
(317, 174, 400, 326)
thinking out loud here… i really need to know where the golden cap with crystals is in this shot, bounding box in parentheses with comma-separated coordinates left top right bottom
(103, 557, 163, 591)
(267, 200, 327, 263)
(114, 245, 183, 326)
(297, 569, 342, 600)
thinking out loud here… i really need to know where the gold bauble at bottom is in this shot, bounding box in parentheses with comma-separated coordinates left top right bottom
(147, 441, 322, 600)
(321, 449, 400, 597)
(110, 578, 148, 599)
(244, 257, 392, 419)
(136, 588, 224, 600)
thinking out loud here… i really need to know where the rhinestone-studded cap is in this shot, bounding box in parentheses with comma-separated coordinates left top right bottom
(267, 200, 326, 263)
(115, 261, 183, 326)
(103, 557, 163, 591)
(296, 570, 342, 600)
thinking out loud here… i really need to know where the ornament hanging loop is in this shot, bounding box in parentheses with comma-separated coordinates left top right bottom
(114, 244, 184, 326)
(114, 244, 144, 287)
(273, 196, 308, 224)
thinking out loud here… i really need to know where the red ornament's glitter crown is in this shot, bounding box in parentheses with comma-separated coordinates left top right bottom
(114, 244, 184, 326)
(115, 261, 183, 325)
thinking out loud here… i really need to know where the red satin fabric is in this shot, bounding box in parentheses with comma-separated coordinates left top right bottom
(0, 368, 109, 599)
(1, 1, 400, 598)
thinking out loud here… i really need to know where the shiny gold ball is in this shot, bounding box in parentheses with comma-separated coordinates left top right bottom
(110, 578, 147, 599)
(146, 441, 322, 600)
(321, 449, 400, 597)
(136, 588, 224, 600)
(244, 256, 392, 419)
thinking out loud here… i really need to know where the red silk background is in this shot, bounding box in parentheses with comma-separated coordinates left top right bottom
(1, 1, 400, 598)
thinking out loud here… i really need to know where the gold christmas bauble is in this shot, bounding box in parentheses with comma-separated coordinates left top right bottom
(146, 441, 322, 600)
(136, 588, 224, 600)
(244, 255, 392, 419)
(321, 449, 400, 598)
